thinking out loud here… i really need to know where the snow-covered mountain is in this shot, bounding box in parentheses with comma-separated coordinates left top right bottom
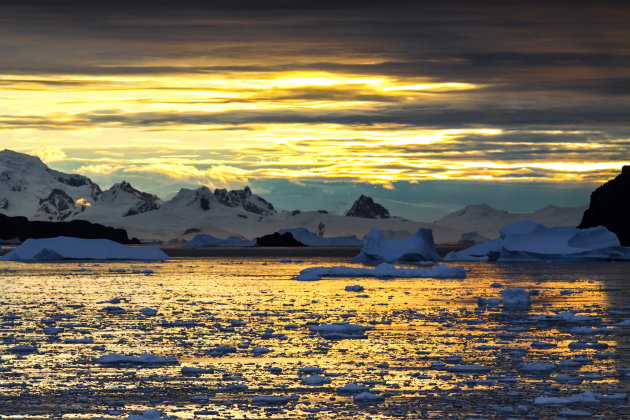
(433, 203, 587, 241)
(0, 149, 100, 221)
(0, 149, 589, 244)
(214, 186, 276, 215)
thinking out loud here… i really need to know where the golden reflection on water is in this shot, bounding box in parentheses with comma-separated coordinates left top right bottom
(0, 258, 629, 418)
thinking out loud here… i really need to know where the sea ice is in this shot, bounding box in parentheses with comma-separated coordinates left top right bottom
(302, 374, 331, 385)
(445, 365, 491, 373)
(1, 237, 169, 261)
(354, 391, 385, 404)
(337, 383, 370, 394)
(310, 322, 373, 339)
(139, 307, 158, 316)
(345, 285, 364, 292)
(534, 391, 600, 405)
(183, 234, 255, 248)
(126, 409, 169, 419)
(445, 221, 630, 261)
(352, 228, 441, 263)
(95, 353, 178, 366)
(501, 288, 531, 310)
(252, 395, 297, 405)
(292, 263, 465, 281)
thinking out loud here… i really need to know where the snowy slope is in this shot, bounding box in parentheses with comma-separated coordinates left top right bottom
(433, 203, 587, 241)
(82, 181, 162, 219)
(0, 150, 100, 221)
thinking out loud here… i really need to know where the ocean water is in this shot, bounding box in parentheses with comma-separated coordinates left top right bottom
(1, 257, 629, 418)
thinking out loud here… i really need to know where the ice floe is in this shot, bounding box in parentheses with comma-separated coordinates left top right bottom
(352, 228, 441, 263)
(126, 409, 169, 420)
(310, 322, 373, 339)
(353, 391, 385, 404)
(1, 237, 169, 261)
(292, 262, 466, 281)
(95, 353, 178, 366)
(501, 288, 532, 311)
(445, 221, 630, 261)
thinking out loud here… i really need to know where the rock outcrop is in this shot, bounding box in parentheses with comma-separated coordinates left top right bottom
(0, 213, 138, 243)
(579, 166, 630, 246)
(345, 195, 390, 219)
(256, 232, 306, 247)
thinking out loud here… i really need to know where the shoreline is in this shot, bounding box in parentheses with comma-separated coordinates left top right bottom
(157, 245, 468, 258)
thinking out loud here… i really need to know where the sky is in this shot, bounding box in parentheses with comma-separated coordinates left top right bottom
(1, 0, 629, 220)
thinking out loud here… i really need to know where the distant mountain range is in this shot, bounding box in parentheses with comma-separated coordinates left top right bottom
(0, 149, 590, 244)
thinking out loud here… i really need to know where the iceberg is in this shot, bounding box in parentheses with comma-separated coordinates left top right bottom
(277, 228, 362, 247)
(0, 236, 168, 261)
(182, 234, 255, 248)
(501, 288, 532, 311)
(292, 262, 466, 281)
(310, 322, 373, 339)
(352, 228, 441, 263)
(445, 221, 630, 261)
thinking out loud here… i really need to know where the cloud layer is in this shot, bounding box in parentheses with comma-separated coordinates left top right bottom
(0, 0, 628, 211)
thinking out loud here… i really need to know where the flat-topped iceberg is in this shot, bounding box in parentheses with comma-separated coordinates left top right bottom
(183, 234, 255, 248)
(310, 322, 373, 339)
(1, 236, 169, 261)
(278, 228, 362, 247)
(353, 228, 440, 263)
(292, 262, 466, 281)
(445, 221, 630, 262)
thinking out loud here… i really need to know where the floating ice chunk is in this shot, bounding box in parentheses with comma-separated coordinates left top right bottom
(446, 221, 630, 261)
(345, 285, 364, 292)
(64, 337, 94, 344)
(558, 409, 592, 417)
(1, 237, 169, 261)
(302, 374, 331, 385)
(95, 353, 178, 366)
(534, 391, 599, 405)
(126, 409, 169, 420)
(207, 345, 236, 357)
(568, 341, 609, 350)
(532, 311, 600, 323)
(569, 326, 614, 334)
(181, 366, 214, 375)
(501, 288, 531, 311)
(445, 365, 490, 373)
(353, 391, 385, 404)
(8, 344, 37, 354)
(183, 234, 255, 248)
(615, 319, 630, 326)
(252, 347, 271, 356)
(299, 366, 325, 375)
(139, 307, 158, 316)
(352, 228, 441, 263)
(531, 341, 557, 349)
(490, 282, 503, 288)
(337, 383, 370, 394)
(310, 322, 373, 339)
(293, 263, 465, 281)
(477, 297, 500, 307)
(252, 395, 297, 405)
(278, 228, 362, 247)
(100, 306, 126, 314)
(519, 363, 555, 372)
